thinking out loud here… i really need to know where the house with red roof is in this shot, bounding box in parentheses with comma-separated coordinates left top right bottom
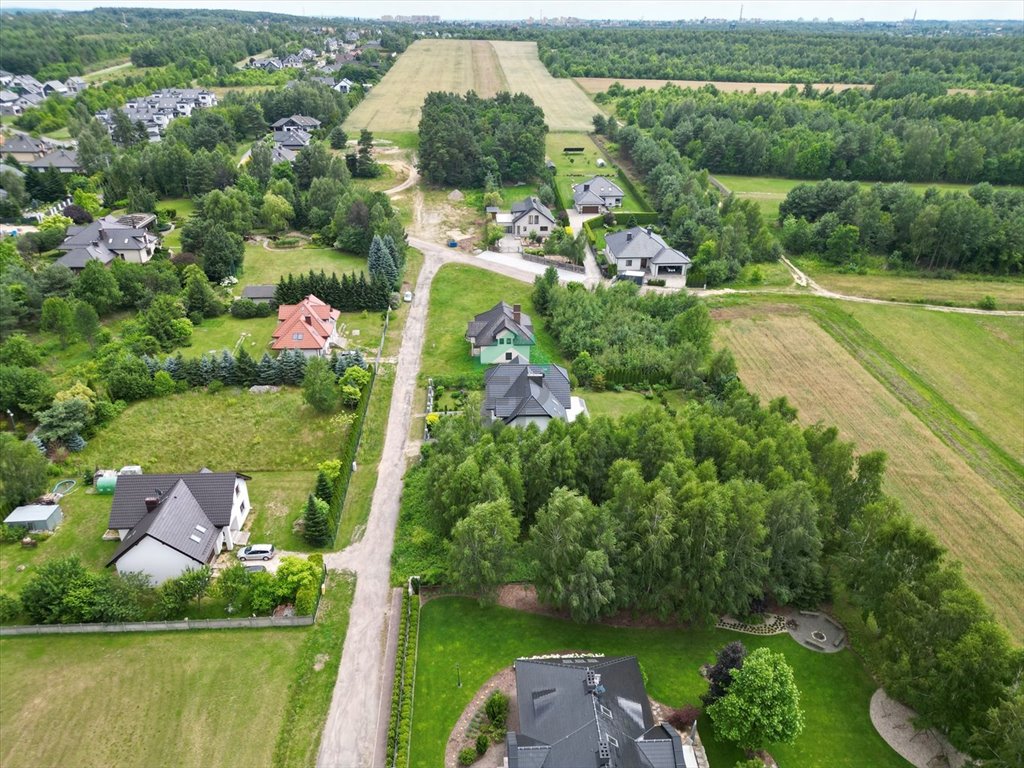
(272, 294, 341, 357)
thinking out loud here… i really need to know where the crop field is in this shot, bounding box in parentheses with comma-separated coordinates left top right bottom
(796, 260, 1024, 311)
(716, 308, 1024, 641)
(0, 573, 355, 768)
(346, 40, 598, 133)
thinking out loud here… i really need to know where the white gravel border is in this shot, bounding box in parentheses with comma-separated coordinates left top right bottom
(869, 689, 969, 768)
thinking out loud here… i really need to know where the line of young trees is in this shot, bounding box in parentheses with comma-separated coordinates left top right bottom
(608, 85, 1024, 185)
(418, 91, 549, 187)
(274, 269, 392, 312)
(778, 180, 1024, 274)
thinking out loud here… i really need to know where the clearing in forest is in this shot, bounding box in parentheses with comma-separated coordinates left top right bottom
(717, 309, 1024, 642)
(346, 39, 598, 133)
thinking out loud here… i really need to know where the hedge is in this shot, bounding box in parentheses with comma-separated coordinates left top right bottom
(387, 591, 421, 768)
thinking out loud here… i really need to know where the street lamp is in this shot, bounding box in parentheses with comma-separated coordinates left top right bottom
(456, 662, 462, 688)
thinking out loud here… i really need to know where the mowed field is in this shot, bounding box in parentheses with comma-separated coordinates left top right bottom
(346, 39, 598, 133)
(716, 308, 1024, 641)
(574, 77, 977, 96)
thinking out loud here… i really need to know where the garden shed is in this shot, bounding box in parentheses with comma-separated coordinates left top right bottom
(4, 503, 63, 532)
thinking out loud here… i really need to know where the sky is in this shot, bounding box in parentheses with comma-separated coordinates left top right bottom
(6, 0, 1024, 22)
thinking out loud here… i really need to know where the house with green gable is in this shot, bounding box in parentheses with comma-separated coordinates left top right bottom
(466, 301, 535, 364)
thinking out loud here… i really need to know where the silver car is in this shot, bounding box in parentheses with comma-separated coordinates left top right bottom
(237, 544, 275, 561)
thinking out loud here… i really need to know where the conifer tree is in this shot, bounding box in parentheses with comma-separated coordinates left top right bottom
(256, 353, 279, 385)
(315, 470, 334, 506)
(235, 347, 257, 387)
(218, 350, 237, 385)
(303, 493, 331, 546)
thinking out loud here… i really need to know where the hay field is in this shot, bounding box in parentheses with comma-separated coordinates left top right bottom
(489, 41, 601, 131)
(346, 39, 598, 133)
(717, 311, 1024, 641)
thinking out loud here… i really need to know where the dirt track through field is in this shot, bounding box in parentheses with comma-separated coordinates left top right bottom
(719, 313, 1024, 641)
(345, 39, 601, 133)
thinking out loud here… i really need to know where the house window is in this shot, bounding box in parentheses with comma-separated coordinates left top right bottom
(540, 226, 548, 232)
(292, 332, 304, 340)
(505, 352, 513, 360)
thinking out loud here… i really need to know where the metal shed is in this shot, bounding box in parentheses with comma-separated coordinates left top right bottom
(4, 503, 63, 531)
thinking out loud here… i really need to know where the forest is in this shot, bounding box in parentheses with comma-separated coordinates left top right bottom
(417, 91, 548, 187)
(606, 84, 1024, 185)
(394, 273, 1021, 757)
(778, 180, 1024, 274)
(529, 26, 1024, 87)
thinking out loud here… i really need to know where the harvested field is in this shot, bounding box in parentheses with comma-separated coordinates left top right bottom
(346, 39, 599, 133)
(574, 77, 977, 95)
(718, 312, 1024, 641)
(489, 41, 601, 131)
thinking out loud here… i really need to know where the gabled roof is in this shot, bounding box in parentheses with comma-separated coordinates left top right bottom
(270, 144, 298, 163)
(28, 148, 80, 171)
(572, 175, 624, 204)
(56, 244, 117, 270)
(271, 114, 322, 129)
(0, 134, 46, 155)
(59, 216, 158, 254)
(272, 294, 339, 351)
(483, 364, 571, 423)
(507, 656, 685, 768)
(466, 301, 535, 348)
(273, 129, 311, 148)
(510, 196, 556, 225)
(605, 227, 690, 267)
(107, 480, 220, 567)
(242, 284, 277, 300)
(109, 471, 249, 530)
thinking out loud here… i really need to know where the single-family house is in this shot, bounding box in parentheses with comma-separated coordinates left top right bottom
(107, 470, 252, 585)
(0, 134, 47, 163)
(56, 215, 160, 272)
(272, 128, 312, 151)
(4, 503, 63, 532)
(467, 301, 535, 364)
(241, 284, 277, 304)
(572, 175, 625, 214)
(270, 144, 298, 164)
(482, 364, 588, 430)
(333, 78, 354, 93)
(272, 294, 341, 357)
(501, 196, 558, 240)
(272, 114, 322, 133)
(42, 79, 68, 97)
(65, 76, 88, 94)
(28, 148, 82, 174)
(605, 226, 691, 282)
(506, 655, 691, 768)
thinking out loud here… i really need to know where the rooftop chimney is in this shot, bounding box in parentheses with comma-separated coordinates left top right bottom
(144, 496, 160, 513)
(626, 231, 633, 241)
(512, 304, 522, 324)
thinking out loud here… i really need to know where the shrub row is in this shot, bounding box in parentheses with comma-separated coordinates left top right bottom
(386, 591, 421, 768)
(430, 372, 486, 391)
(330, 363, 376, 545)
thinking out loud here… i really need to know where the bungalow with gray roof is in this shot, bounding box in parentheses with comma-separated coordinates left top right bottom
(467, 301, 535, 364)
(0, 134, 47, 163)
(572, 175, 624, 214)
(28, 148, 82, 174)
(57, 215, 160, 272)
(272, 114, 322, 132)
(606, 226, 691, 282)
(482, 363, 587, 430)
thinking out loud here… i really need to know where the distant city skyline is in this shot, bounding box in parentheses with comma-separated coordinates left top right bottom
(5, 0, 1023, 22)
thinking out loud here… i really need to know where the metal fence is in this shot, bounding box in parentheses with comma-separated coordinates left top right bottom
(521, 252, 586, 274)
(0, 615, 313, 636)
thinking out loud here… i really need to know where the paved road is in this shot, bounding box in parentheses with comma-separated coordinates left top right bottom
(317, 247, 442, 768)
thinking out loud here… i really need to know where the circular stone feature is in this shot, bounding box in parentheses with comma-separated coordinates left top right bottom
(811, 630, 827, 643)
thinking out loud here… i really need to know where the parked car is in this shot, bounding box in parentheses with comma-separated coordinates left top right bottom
(244, 564, 267, 573)
(403, 290, 413, 302)
(238, 544, 275, 561)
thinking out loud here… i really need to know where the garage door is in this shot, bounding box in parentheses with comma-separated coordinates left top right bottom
(658, 265, 683, 275)
(580, 205, 600, 214)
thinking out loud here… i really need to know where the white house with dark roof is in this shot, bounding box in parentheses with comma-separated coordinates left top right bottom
(107, 470, 251, 585)
(606, 226, 691, 282)
(28, 148, 82, 174)
(572, 175, 624, 213)
(495, 196, 558, 240)
(482, 364, 587, 430)
(56, 215, 159, 272)
(271, 114, 322, 133)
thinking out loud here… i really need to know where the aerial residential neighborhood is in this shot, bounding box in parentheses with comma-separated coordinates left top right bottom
(0, 4, 1022, 768)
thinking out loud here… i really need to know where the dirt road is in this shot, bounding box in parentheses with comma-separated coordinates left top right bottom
(316, 247, 442, 768)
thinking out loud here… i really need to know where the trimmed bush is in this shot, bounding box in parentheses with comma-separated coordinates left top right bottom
(458, 748, 477, 766)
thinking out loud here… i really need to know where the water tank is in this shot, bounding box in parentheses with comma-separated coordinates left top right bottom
(95, 470, 118, 494)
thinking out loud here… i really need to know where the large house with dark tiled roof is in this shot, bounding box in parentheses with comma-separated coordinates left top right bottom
(56, 214, 159, 272)
(107, 470, 251, 585)
(482, 363, 588, 430)
(467, 301, 535, 364)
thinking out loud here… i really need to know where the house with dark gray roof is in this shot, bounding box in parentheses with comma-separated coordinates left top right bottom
(28, 148, 81, 173)
(107, 470, 251, 585)
(272, 114, 322, 132)
(56, 214, 160, 272)
(483, 364, 587, 430)
(605, 227, 691, 282)
(572, 175, 625, 213)
(0, 134, 47, 163)
(506, 655, 695, 768)
(467, 301, 536, 364)
(498, 196, 558, 240)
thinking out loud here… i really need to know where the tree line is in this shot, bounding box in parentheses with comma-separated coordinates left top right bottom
(528, 27, 1024, 88)
(607, 84, 1024, 185)
(778, 180, 1024, 274)
(418, 91, 548, 187)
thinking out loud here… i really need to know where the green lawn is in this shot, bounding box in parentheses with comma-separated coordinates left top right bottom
(581, 389, 657, 419)
(422, 263, 565, 380)
(0, 573, 355, 768)
(410, 598, 911, 768)
(239, 244, 367, 288)
(795, 259, 1024, 310)
(187, 314, 279, 358)
(246, 470, 319, 553)
(348, 162, 396, 194)
(375, 132, 420, 150)
(713, 174, 1022, 220)
(548, 132, 651, 212)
